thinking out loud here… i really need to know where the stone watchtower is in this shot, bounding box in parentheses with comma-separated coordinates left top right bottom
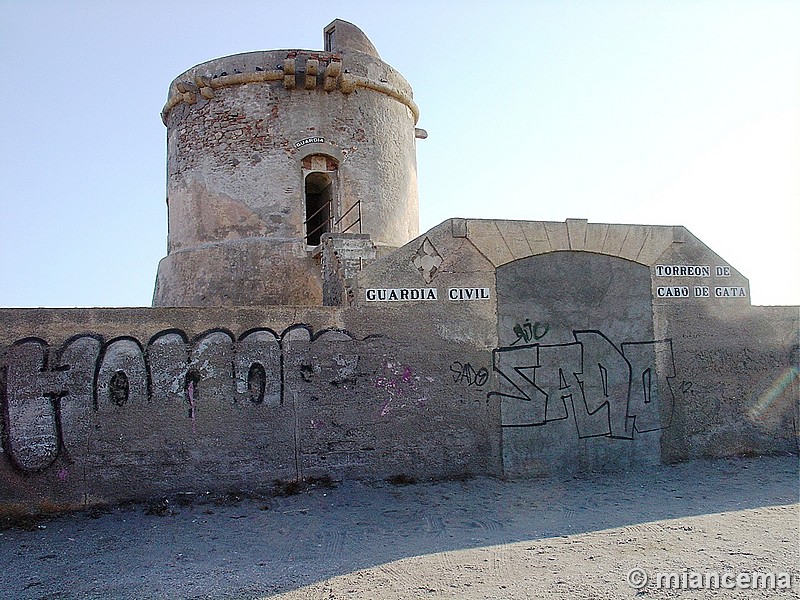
(153, 20, 422, 306)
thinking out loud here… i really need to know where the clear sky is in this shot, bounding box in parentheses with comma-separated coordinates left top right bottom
(1, 0, 798, 307)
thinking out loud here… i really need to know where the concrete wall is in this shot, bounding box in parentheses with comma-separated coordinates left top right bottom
(494, 252, 664, 476)
(656, 303, 799, 461)
(0, 306, 498, 516)
(353, 218, 798, 477)
(1, 218, 796, 515)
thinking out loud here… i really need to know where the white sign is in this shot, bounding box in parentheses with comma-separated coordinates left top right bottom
(653, 264, 744, 300)
(365, 288, 438, 301)
(715, 287, 747, 298)
(294, 136, 325, 149)
(655, 265, 711, 277)
(656, 286, 690, 298)
(448, 288, 490, 301)
(716, 266, 731, 277)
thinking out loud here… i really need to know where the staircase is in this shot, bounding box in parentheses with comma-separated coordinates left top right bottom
(319, 233, 376, 306)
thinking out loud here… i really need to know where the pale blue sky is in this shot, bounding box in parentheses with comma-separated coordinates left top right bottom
(1, 0, 798, 306)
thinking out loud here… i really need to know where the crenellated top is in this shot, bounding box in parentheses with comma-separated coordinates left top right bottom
(161, 50, 419, 125)
(161, 19, 419, 126)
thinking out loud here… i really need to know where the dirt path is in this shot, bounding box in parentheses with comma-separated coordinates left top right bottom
(1, 455, 797, 599)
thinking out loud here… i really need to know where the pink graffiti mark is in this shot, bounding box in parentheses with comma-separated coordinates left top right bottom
(57, 467, 69, 481)
(375, 364, 423, 416)
(373, 377, 404, 395)
(374, 377, 396, 415)
(187, 380, 197, 434)
(380, 398, 392, 416)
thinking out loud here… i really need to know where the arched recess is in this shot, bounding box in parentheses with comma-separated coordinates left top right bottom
(493, 251, 674, 477)
(302, 154, 339, 246)
(496, 251, 654, 346)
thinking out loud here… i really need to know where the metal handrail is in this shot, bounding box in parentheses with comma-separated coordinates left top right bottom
(304, 197, 363, 244)
(333, 199, 362, 235)
(306, 219, 331, 240)
(340, 218, 361, 234)
(303, 202, 331, 227)
(334, 201, 358, 226)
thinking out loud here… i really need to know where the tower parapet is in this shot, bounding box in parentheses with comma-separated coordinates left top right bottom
(153, 20, 421, 306)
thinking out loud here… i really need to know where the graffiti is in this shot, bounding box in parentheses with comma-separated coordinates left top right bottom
(186, 370, 200, 432)
(490, 330, 676, 439)
(108, 371, 129, 406)
(450, 362, 489, 388)
(0, 325, 361, 473)
(247, 363, 267, 403)
(373, 363, 425, 416)
(510, 319, 550, 346)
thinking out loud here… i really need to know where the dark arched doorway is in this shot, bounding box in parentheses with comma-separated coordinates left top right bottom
(304, 171, 333, 246)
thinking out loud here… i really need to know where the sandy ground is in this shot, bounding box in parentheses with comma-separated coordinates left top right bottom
(0, 455, 798, 600)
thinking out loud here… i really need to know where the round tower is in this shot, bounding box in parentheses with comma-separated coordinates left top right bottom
(153, 20, 421, 306)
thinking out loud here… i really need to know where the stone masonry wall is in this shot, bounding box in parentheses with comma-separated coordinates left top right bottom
(0, 305, 498, 516)
(353, 218, 798, 477)
(1, 219, 797, 516)
(155, 36, 419, 307)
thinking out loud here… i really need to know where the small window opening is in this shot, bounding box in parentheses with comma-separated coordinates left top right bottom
(304, 171, 333, 246)
(325, 27, 335, 52)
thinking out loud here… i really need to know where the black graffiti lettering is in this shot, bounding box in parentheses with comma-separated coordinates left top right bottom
(573, 331, 632, 438)
(247, 363, 267, 404)
(450, 361, 489, 387)
(185, 369, 201, 419)
(95, 337, 148, 410)
(622, 340, 676, 433)
(642, 368, 652, 403)
(0, 325, 362, 472)
(109, 371, 129, 406)
(2, 340, 67, 472)
(236, 329, 281, 406)
(490, 330, 676, 440)
(510, 319, 550, 346)
(300, 364, 316, 382)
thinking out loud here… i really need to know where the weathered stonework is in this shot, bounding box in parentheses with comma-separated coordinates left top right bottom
(352, 218, 797, 477)
(154, 20, 420, 307)
(0, 20, 796, 517)
(320, 233, 377, 306)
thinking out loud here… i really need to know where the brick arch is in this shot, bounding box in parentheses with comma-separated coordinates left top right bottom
(296, 142, 344, 164)
(461, 218, 680, 269)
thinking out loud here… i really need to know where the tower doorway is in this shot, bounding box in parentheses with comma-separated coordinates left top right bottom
(302, 154, 339, 246)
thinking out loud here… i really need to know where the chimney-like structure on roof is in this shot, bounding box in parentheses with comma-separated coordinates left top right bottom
(153, 20, 421, 306)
